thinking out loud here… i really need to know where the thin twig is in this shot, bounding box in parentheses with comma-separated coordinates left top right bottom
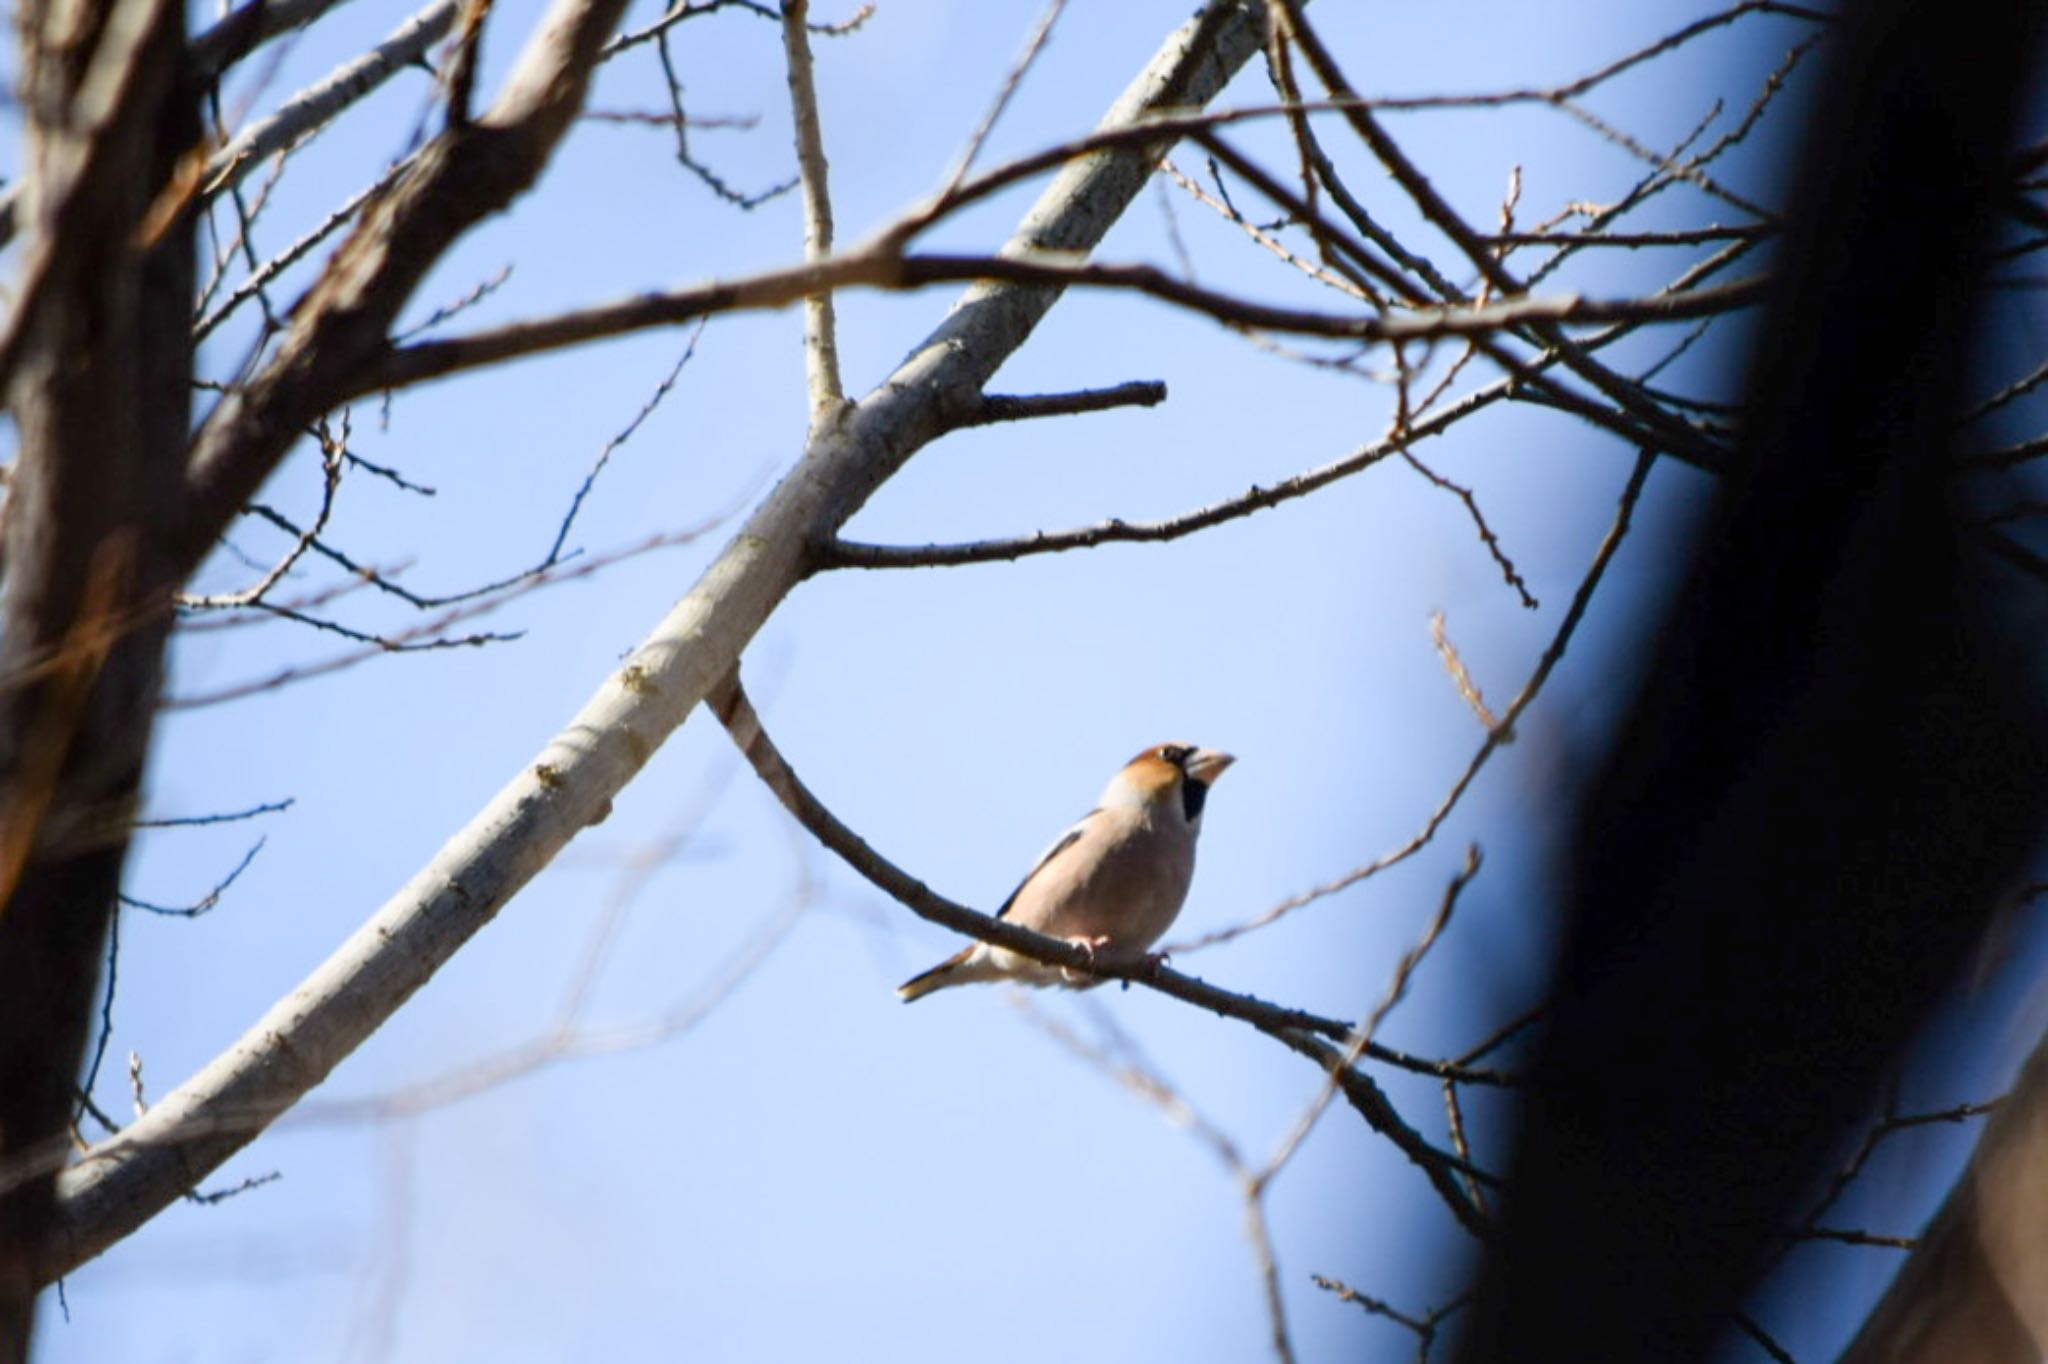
(1797, 1097, 2002, 1235)
(195, 159, 411, 341)
(1258, 846, 1482, 1184)
(781, 0, 845, 429)
(1735, 1310, 1800, 1363)
(940, 0, 1068, 197)
(602, 0, 871, 59)
(953, 382, 1167, 428)
(1173, 449, 1655, 951)
(1430, 611, 1498, 729)
(1312, 1275, 1472, 1362)
(118, 839, 265, 917)
(708, 674, 1495, 1233)
(1458, 1004, 1542, 1066)
(547, 323, 708, 564)
(74, 910, 123, 1135)
(164, 523, 725, 709)
(180, 413, 349, 610)
(1799, 1227, 1918, 1251)
(1401, 452, 1537, 609)
(654, 30, 796, 208)
(360, 243, 1765, 410)
(1019, 1002, 1295, 1364)
(133, 799, 295, 828)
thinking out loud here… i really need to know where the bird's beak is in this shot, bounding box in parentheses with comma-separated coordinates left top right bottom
(1186, 749, 1235, 784)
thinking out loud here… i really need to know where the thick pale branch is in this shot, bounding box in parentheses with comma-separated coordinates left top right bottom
(39, 0, 1276, 1286)
(204, 0, 460, 200)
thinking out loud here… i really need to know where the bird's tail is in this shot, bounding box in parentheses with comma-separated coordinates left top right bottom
(896, 945, 1000, 1002)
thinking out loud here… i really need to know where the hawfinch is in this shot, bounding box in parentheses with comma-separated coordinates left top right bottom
(897, 742, 1235, 1001)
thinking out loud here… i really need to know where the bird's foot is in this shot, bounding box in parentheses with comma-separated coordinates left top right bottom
(1058, 935, 1115, 984)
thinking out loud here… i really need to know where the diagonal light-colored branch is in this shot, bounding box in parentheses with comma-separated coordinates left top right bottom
(35, 0, 1277, 1287)
(189, 0, 354, 77)
(205, 0, 460, 200)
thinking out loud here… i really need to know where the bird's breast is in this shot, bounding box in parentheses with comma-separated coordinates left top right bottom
(1007, 808, 1196, 950)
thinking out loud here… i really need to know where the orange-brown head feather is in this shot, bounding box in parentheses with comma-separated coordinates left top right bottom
(1118, 749, 1187, 801)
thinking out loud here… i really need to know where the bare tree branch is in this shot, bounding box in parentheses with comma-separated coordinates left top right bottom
(172, 0, 639, 579)
(359, 248, 1765, 405)
(205, 0, 459, 201)
(780, 0, 845, 430)
(706, 673, 1496, 1238)
(1838, 1036, 2048, 1364)
(954, 380, 1167, 427)
(1172, 448, 1655, 952)
(34, 0, 1279, 1287)
(190, 0, 354, 78)
(0, 0, 445, 252)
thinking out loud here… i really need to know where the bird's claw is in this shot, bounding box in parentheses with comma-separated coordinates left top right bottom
(1058, 935, 1114, 984)
(1058, 937, 1171, 988)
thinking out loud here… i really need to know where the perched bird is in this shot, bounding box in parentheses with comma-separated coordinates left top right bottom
(897, 742, 1235, 1002)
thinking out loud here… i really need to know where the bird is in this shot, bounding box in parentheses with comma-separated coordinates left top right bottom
(897, 742, 1235, 1002)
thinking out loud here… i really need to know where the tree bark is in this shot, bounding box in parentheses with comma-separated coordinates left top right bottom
(0, 0, 196, 1353)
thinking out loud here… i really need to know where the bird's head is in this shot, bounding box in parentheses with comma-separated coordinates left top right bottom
(1106, 742, 1236, 826)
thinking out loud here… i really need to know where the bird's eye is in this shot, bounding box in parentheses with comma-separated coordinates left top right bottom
(1160, 744, 1192, 767)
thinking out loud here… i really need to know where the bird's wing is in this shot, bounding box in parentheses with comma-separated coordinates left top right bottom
(995, 811, 1098, 919)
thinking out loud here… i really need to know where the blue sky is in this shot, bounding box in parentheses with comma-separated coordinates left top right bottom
(19, 2, 2035, 1360)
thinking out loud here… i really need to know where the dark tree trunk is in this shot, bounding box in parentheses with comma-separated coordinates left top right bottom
(1456, 3, 2048, 1361)
(0, 0, 196, 1354)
